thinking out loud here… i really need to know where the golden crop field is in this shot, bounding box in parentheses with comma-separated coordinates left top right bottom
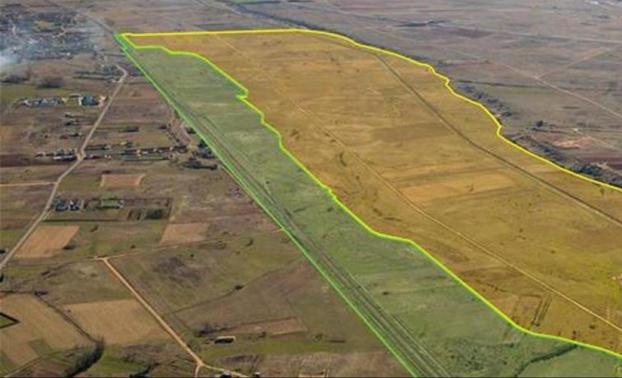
(17, 225, 79, 259)
(63, 298, 168, 345)
(0, 294, 89, 372)
(127, 30, 622, 353)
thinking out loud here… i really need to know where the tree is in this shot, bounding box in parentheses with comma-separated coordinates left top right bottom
(65, 338, 105, 377)
(37, 76, 64, 89)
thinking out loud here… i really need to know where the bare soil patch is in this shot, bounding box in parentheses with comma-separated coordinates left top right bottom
(159, 223, 209, 244)
(100, 173, 145, 188)
(17, 225, 79, 258)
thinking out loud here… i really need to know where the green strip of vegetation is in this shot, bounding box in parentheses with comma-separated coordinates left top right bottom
(0, 312, 18, 329)
(117, 34, 622, 377)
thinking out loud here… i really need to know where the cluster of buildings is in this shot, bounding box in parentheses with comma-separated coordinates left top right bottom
(21, 94, 105, 109)
(22, 96, 65, 108)
(52, 197, 125, 212)
(35, 148, 77, 162)
(82, 142, 188, 162)
(53, 198, 83, 212)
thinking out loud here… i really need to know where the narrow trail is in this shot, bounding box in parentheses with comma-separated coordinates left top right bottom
(359, 27, 622, 154)
(375, 54, 622, 227)
(0, 65, 128, 272)
(0, 181, 54, 188)
(452, 47, 622, 122)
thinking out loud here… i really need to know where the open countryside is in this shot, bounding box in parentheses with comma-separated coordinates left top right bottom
(118, 29, 622, 376)
(2, 2, 622, 377)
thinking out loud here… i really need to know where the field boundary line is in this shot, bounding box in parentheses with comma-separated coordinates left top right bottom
(115, 30, 622, 375)
(123, 28, 622, 194)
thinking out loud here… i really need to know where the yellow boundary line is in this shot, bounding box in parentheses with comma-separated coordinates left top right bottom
(117, 29, 622, 369)
(125, 28, 622, 194)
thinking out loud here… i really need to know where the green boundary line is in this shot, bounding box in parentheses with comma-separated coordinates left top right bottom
(114, 34, 419, 376)
(115, 30, 622, 375)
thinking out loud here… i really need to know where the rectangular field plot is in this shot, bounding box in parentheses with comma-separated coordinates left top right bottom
(17, 225, 79, 259)
(0, 294, 90, 374)
(63, 299, 168, 345)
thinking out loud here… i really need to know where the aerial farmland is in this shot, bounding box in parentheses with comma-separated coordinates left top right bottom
(115, 30, 622, 375)
(1, 1, 621, 377)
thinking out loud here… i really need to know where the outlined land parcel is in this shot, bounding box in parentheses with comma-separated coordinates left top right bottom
(118, 30, 622, 376)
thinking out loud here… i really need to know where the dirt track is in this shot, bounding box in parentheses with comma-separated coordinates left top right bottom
(97, 256, 246, 378)
(0, 65, 128, 271)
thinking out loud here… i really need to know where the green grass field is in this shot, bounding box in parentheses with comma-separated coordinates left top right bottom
(119, 37, 622, 377)
(0, 313, 17, 329)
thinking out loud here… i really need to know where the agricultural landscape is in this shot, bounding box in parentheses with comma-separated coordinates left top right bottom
(1, 1, 621, 377)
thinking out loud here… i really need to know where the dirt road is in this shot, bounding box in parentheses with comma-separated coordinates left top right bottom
(0, 65, 128, 271)
(96, 257, 245, 378)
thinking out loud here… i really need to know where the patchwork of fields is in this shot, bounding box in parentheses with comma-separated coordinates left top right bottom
(119, 30, 622, 376)
(0, 294, 90, 373)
